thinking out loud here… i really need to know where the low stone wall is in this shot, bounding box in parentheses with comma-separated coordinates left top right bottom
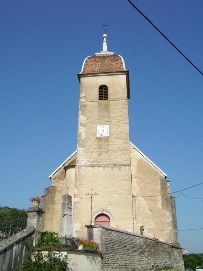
(33, 249, 101, 271)
(87, 225, 184, 271)
(0, 227, 35, 271)
(68, 250, 101, 271)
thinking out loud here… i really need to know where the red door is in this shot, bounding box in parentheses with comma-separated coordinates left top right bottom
(94, 214, 110, 227)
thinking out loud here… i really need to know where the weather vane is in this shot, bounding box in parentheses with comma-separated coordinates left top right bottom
(102, 20, 109, 34)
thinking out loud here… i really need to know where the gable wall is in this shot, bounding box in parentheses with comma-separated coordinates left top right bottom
(42, 143, 177, 244)
(130, 144, 176, 243)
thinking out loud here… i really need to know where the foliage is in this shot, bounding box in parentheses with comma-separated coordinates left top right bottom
(13, 250, 67, 271)
(0, 206, 27, 239)
(183, 253, 203, 271)
(78, 238, 99, 248)
(0, 206, 27, 218)
(30, 196, 41, 203)
(13, 235, 67, 271)
(40, 231, 61, 246)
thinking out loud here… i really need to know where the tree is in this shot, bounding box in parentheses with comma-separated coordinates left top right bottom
(0, 206, 27, 218)
(183, 254, 203, 271)
(0, 206, 27, 238)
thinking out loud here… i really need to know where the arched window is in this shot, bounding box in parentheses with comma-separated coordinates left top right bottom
(94, 213, 110, 227)
(99, 85, 108, 100)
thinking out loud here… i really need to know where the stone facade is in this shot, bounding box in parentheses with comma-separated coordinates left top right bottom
(43, 141, 177, 243)
(42, 35, 178, 245)
(130, 143, 177, 243)
(74, 67, 132, 238)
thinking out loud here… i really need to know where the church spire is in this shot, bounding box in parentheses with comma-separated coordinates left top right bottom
(95, 20, 114, 56)
(102, 20, 108, 52)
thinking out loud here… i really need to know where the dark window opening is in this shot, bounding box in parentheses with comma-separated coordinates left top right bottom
(99, 85, 108, 100)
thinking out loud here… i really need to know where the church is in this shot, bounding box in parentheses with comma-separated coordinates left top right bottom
(42, 32, 178, 245)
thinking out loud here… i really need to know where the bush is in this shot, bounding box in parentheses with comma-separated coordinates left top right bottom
(13, 251, 67, 271)
(13, 231, 66, 271)
(40, 231, 60, 246)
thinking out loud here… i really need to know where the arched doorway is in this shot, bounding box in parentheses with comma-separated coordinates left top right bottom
(94, 213, 110, 227)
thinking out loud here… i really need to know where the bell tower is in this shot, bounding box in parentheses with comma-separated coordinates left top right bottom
(73, 32, 133, 237)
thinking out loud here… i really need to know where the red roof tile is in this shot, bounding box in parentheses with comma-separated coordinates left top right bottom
(81, 55, 125, 73)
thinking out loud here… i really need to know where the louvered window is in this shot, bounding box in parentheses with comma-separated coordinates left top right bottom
(99, 85, 108, 100)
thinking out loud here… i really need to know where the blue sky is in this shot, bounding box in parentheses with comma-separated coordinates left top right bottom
(0, 0, 202, 253)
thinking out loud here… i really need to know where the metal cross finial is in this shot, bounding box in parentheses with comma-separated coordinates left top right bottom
(86, 189, 98, 225)
(102, 20, 109, 34)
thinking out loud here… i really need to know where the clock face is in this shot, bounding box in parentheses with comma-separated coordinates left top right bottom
(97, 125, 109, 137)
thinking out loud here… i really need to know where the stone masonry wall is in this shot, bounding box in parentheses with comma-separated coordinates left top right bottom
(87, 225, 184, 271)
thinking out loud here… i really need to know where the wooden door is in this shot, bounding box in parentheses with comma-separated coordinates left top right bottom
(94, 214, 110, 226)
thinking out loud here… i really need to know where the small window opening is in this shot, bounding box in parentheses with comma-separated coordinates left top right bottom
(99, 85, 108, 100)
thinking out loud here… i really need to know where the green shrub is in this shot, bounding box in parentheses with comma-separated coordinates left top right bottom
(40, 231, 60, 246)
(13, 232, 65, 271)
(13, 251, 67, 271)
